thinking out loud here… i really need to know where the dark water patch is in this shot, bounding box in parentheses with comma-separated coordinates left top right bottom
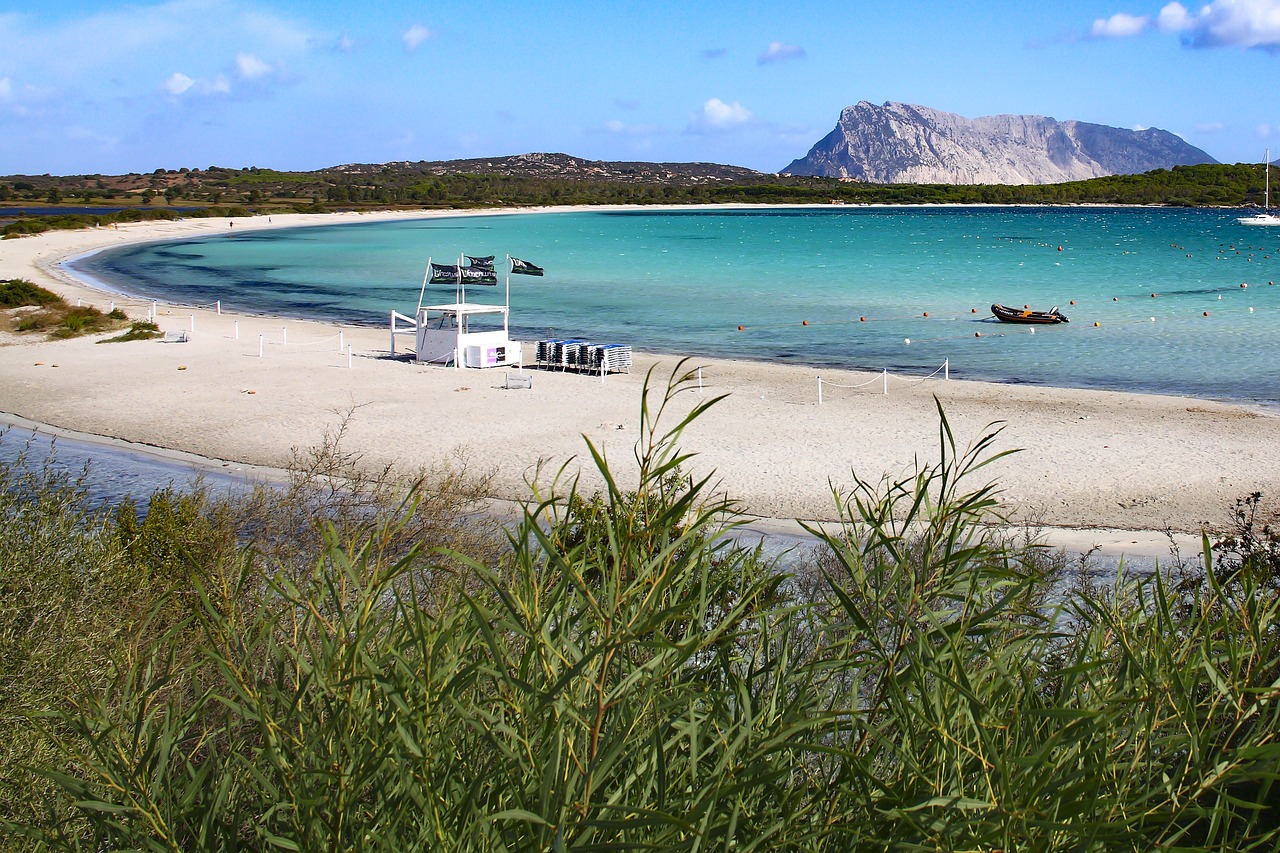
(0, 424, 259, 509)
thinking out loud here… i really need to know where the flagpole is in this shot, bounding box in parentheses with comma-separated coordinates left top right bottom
(505, 254, 511, 311)
(417, 257, 431, 312)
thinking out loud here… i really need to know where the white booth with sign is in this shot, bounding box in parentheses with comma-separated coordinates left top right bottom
(414, 301, 523, 369)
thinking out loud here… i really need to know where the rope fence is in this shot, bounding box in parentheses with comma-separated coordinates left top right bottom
(818, 359, 949, 403)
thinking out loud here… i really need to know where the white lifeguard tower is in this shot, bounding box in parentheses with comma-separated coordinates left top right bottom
(389, 255, 524, 369)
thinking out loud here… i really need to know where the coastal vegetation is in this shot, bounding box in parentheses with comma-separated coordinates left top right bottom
(1, 279, 128, 340)
(0, 160, 1272, 239)
(3, 366, 1280, 850)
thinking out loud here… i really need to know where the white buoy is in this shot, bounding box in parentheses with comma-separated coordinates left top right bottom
(904, 338, 911, 345)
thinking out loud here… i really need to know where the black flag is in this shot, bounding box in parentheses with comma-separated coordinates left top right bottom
(509, 257, 544, 276)
(429, 263, 497, 285)
(466, 255, 495, 270)
(429, 263, 460, 284)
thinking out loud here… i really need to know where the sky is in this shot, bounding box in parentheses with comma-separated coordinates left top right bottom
(1, 0, 1278, 176)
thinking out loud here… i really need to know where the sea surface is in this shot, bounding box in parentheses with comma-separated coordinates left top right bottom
(71, 206, 1280, 403)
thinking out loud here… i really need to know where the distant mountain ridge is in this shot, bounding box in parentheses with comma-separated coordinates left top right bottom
(334, 153, 766, 185)
(783, 101, 1217, 185)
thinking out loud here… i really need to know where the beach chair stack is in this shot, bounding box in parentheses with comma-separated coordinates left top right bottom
(590, 343, 632, 374)
(535, 339, 631, 374)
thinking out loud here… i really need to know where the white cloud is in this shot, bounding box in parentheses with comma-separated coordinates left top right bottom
(235, 52, 272, 80)
(1157, 0, 1280, 50)
(687, 98, 753, 133)
(603, 119, 663, 137)
(337, 32, 354, 53)
(165, 72, 195, 95)
(163, 70, 230, 98)
(1258, 123, 1279, 139)
(0, 77, 11, 101)
(1090, 12, 1151, 37)
(403, 23, 432, 51)
(757, 42, 805, 64)
(1196, 121, 1227, 132)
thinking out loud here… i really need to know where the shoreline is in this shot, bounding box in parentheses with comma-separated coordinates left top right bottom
(0, 408, 1199, 564)
(2, 207, 1277, 558)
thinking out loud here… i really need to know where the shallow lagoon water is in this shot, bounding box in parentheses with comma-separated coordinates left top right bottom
(74, 206, 1280, 402)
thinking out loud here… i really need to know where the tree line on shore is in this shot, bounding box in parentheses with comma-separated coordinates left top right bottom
(0, 161, 1273, 238)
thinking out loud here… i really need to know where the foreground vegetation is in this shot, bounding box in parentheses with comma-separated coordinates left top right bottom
(2, 366, 1280, 850)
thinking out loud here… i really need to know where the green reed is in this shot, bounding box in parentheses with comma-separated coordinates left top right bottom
(5, 365, 1280, 850)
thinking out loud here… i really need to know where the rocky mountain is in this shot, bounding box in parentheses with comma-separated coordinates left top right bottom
(782, 101, 1217, 184)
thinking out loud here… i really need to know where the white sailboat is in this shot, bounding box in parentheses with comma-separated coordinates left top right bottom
(1239, 149, 1280, 226)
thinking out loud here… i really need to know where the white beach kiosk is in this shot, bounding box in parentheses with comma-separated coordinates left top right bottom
(414, 299, 523, 368)
(390, 255, 529, 369)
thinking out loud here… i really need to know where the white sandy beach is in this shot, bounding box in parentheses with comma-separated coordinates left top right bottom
(2, 208, 1277, 559)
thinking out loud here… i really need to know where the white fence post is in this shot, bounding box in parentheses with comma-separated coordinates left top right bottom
(882, 369, 888, 395)
(339, 331, 345, 353)
(215, 300, 221, 315)
(190, 314, 195, 333)
(944, 358, 950, 380)
(234, 320, 239, 340)
(817, 375, 823, 405)
(258, 335, 264, 358)
(347, 344, 353, 369)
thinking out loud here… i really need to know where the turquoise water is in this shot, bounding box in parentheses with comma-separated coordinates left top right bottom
(72, 207, 1280, 402)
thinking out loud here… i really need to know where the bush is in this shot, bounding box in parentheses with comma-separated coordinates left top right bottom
(99, 321, 162, 343)
(0, 280, 63, 308)
(6, 369, 1280, 850)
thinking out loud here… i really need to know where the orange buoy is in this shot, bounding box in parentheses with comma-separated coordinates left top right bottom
(1203, 311, 1210, 316)
(1151, 293, 1158, 298)
(737, 325, 744, 331)
(1057, 246, 1063, 251)
(802, 320, 809, 325)
(970, 307, 977, 313)
(1069, 300, 1075, 305)
(922, 311, 929, 317)
(859, 316, 866, 322)
(1024, 304, 1030, 309)
(975, 331, 982, 337)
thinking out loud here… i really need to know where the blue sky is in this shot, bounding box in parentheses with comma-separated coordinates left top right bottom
(1, 0, 1278, 175)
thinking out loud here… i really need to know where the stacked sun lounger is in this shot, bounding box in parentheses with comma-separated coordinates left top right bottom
(590, 344, 632, 374)
(535, 340, 631, 374)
